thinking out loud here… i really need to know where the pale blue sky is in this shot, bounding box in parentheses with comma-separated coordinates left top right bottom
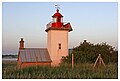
(2, 2, 118, 54)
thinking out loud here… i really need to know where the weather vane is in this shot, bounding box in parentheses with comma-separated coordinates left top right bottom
(55, 4, 60, 10)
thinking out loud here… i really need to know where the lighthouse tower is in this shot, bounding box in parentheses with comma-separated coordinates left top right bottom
(45, 7, 72, 66)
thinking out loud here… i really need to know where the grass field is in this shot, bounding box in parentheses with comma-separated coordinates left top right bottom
(2, 61, 118, 79)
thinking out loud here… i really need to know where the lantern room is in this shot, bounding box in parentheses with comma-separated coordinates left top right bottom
(52, 9, 63, 27)
(45, 8, 73, 32)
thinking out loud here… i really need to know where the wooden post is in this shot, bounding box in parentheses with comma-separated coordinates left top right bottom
(93, 54, 105, 68)
(99, 54, 102, 65)
(72, 53, 74, 69)
(100, 56, 105, 67)
(93, 54, 100, 68)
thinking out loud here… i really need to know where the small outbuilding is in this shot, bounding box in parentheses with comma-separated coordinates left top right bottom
(17, 38, 52, 69)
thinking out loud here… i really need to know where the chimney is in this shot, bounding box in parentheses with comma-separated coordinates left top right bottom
(19, 38, 24, 49)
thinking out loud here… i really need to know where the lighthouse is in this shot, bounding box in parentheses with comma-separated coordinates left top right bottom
(45, 7, 73, 66)
(17, 6, 72, 68)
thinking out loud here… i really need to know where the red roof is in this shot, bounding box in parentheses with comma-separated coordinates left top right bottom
(52, 9, 63, 17)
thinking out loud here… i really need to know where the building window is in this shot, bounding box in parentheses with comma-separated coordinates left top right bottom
(59, 43, 61, 49)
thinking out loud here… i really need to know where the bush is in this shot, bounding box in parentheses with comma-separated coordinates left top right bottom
(62, 40, 118, 64)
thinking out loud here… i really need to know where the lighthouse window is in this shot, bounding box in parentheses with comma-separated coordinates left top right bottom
(53, 18, 57, 22)
(59, 43, 61, 49)
(61, 18, 63, 22)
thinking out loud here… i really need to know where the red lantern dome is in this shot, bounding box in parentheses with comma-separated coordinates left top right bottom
(52, 9, 63, 18)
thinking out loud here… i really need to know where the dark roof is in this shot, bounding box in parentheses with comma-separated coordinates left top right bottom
(19, 48, 52, 62)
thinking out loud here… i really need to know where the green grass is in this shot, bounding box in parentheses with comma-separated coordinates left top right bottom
(2, 61, 118, 79)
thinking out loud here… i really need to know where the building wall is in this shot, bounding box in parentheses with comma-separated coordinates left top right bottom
(18, 61, 51, 69)
(47, 30, 68, 66)
(17, 52, 21, 69)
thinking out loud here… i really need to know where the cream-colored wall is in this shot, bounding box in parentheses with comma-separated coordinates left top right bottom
(47, 30, 68, 66)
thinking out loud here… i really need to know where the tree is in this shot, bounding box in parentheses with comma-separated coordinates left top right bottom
(62, 40, 118, 64)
